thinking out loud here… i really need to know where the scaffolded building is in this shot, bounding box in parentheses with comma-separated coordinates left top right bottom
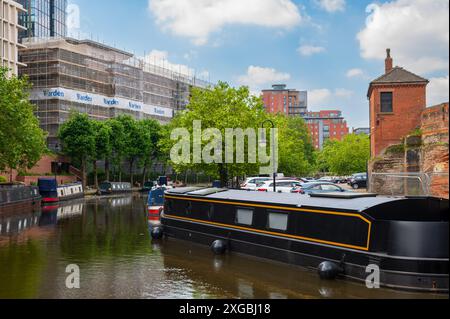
(18, 37, 210, 150)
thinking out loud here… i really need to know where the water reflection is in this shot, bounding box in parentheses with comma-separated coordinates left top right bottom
(0, 195, 446, 299)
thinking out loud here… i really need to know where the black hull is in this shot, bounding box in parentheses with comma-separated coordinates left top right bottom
(162, 215, 449, 293)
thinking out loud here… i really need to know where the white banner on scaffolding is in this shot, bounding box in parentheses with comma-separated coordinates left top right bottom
(29, 87, 174, 118)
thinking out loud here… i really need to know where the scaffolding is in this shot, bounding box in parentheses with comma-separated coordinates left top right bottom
(18, 37, 212, 150)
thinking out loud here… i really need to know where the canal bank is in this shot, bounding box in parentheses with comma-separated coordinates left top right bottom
(0, 194, 446, 299)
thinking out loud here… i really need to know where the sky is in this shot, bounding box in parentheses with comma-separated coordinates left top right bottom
(67, 0, 449, 129)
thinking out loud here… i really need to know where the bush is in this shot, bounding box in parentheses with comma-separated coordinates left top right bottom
(0, 175, 8, 183)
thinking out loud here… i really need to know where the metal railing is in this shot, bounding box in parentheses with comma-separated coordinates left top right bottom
(369, 172, 449, 197)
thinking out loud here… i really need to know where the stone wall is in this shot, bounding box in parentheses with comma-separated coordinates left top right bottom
(370, 103, 449, 198)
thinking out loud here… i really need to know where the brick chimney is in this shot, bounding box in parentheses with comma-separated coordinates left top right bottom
(385, 48, 393, 74)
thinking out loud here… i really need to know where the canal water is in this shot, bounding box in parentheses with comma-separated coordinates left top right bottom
(0, 195, 446, 299)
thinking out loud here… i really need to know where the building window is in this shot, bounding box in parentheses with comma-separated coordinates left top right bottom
(380, 92, 393, 113)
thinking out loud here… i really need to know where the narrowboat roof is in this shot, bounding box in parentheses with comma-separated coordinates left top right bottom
(165, 188, 448, 214)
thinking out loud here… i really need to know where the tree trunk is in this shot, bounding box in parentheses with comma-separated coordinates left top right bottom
(93, 160, 98, 190)
(142, 159, 149, 186)
(81, 157, 87, 190)
(129, 158, 134, 186)
(219, 164, 228, 188)
(105, 158, 110, 181)
(118, 161, 122, 182)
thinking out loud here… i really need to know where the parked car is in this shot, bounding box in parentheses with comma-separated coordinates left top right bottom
(317, 176, 336, 183)
(257, 179, 303, 193)
(291, 182, 349, 195)
(240, 177, 272, 191)
(299, 177, 316, 183)
(348, 173, 368, 189)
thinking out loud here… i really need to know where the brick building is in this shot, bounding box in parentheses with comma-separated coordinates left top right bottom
(261, 84, 307, 116)
(303, 110, 349, 149)
(261, 85, 349, 149)
(368, 49, 429, 157)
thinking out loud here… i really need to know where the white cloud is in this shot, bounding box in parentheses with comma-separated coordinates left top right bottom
(148, 0, 302, 45)
(309, 88, 353, 107)
(357, 0, 449, 75)
(315, 0, 346, 13)
(237, 66, 290, 95)
(309, 89, 332, 106)
(335, 88, 354, 98)
(428, 76, 449, 106)
(143, 50, 196, 76)
(297, 45, 326, 56)
(346, 68, 364, 78)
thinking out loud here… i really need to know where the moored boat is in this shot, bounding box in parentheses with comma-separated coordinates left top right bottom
(160, 188, 449, 292)
(147, 186, 166, 223)
(38, 178, 84, 204)
(98, 181, 132, 195)
(0, 183, 41, 214)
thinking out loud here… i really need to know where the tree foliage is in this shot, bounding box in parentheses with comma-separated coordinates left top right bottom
(58, 113, 96, 188)
(0, 68, 47, 176)
(161, 81, 316, 183)
(317, 134, 370, 175)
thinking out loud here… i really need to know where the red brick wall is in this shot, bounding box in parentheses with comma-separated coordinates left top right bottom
(1, 155, 73, 184)
(421, 103, 449, 199)
(370, 84, 427, 157)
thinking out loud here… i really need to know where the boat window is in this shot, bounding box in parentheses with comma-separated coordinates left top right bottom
(207, 204, 214, 220)
(236, 208, 254, 226)
(185, 202, 192, 215)
(268, 212, 289, 231)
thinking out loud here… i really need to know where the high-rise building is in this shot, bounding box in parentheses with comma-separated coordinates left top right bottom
(0, 0, 26, 75)
(18, 37, 210, 151)
(261, 84, 308, 116)
(16, 0, 67, 41)
(303, 110, 349, 150)
(261, 84, 349, 149)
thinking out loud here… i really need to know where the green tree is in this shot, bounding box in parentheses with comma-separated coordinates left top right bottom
(116, 115, 144, 186)
(163, 82, 268, 185)
(58, 113, 96, 189)
(138, 119, 162, 185)
(106, 118, 126, 181)
(317, 134, 370, 175)
(92, 121, 112, 189)
(0, 67, 47, 180)
(276, 115, 316, 176)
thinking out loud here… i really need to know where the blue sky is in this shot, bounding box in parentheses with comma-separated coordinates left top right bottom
(67, 0, 449, 129)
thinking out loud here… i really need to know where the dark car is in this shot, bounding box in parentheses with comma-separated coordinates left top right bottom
(348, 173, 367, 189)
(291, 182, 349, 195)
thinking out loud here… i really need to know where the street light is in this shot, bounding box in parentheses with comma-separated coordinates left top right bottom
(260, 120, 277, 193)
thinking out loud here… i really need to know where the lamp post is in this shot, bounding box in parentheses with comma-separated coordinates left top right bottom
(261, 120, 277, 193)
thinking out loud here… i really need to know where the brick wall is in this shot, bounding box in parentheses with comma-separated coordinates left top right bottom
(1, 154, 74, 185)
(370, 103, 449, 199)
(370, 84, 427, 157)
(421, 103, 449, 198)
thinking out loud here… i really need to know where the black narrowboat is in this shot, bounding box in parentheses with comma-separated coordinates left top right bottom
(161, 188, 449, 292)
(0, 183, 41, 214)
(38, 178, 84, 204)
(99, 181, 132, 195)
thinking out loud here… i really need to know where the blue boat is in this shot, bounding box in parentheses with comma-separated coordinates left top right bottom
(38, 178, 84, 204)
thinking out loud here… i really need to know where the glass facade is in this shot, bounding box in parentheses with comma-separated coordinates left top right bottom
(16, 0, 67, 40)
